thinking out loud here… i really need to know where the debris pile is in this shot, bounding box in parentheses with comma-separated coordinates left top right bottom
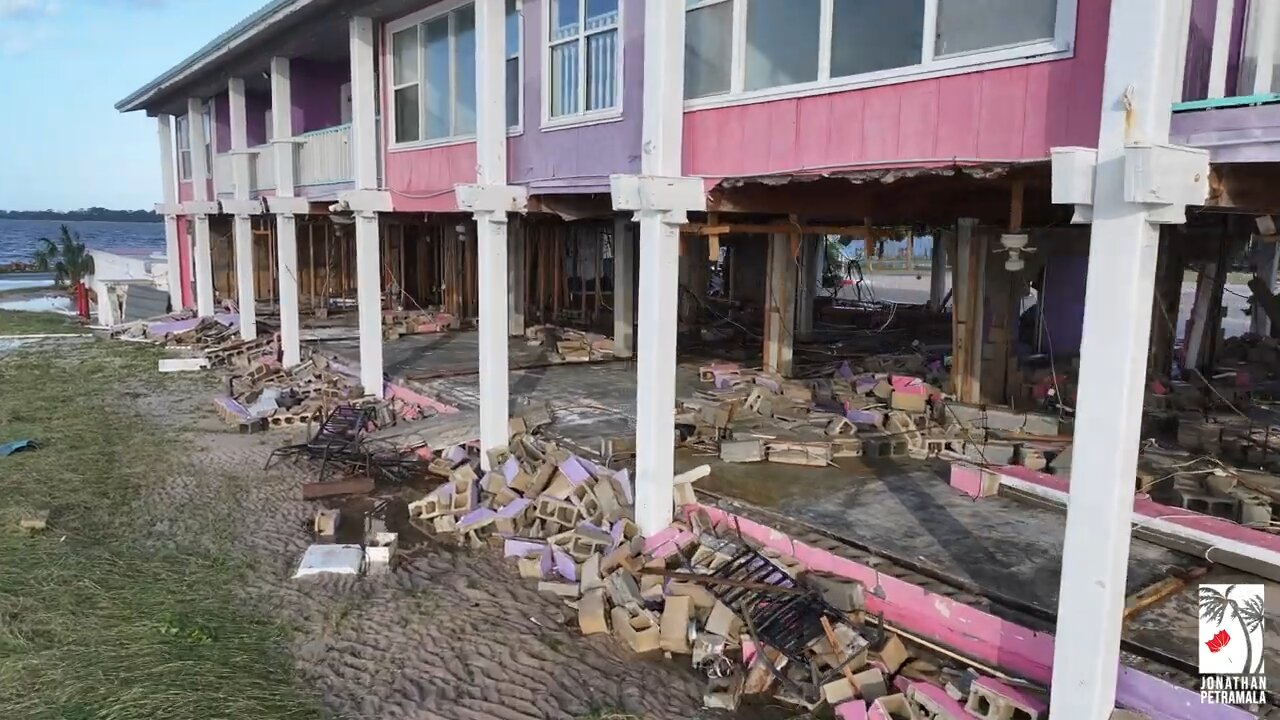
(524, 324, 615, 363)
(678, 361, 965, 466)
(392, 434, 1044, 716)
(382, 309, 455, 341)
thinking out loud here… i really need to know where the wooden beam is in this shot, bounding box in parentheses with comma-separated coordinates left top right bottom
(684, 222, 873, 237)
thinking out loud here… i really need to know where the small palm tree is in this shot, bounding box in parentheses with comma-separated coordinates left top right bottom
(31, 224, 94, 288)
(1200, 585, 1267, 674)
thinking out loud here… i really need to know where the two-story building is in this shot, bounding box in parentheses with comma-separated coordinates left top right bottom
(116, 1, 1280, 717)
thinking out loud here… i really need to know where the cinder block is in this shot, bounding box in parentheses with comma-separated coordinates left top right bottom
(659, 596, 693, 653)
(604, 568, 645, 608)
(537, 581, 580, 599)
(705, 601, 741, 639)
(702, 672, 745, 711)
(611, 606, 660, 653)
(517, 556, 543, 579)
(907, 681, 967, 719)
(823, 677, 858, 705)
(578, 589, 610, 635)
(667, 581, 717, 609)
(868, 694, 914, 720)
(877, 634, 910, 674)
(313, 509, 339, 537)
(853, 668, 888, 702)
(806, 572, 866, 612)
(966, 677, 1047, 720)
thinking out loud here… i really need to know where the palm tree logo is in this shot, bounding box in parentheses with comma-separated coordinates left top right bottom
(1199, 585, 1266, 675)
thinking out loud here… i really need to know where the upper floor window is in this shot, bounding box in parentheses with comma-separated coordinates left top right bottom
(389, 0, 521, 147)
(684, 0, 1070, 102)
(175, 115, 192, 181)
(547, 0, 621, 121)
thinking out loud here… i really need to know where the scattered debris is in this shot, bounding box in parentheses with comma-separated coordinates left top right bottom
(0, 439, 37, 457)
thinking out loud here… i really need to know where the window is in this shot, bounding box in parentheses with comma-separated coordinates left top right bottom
(547, 0, 620, 120)
(175, 115, 192, 181)
(683, 0, 1071, 101)
(201, 102, 213, 171)
(936, 0, 1058, 58)
(389, 1, 522, 146)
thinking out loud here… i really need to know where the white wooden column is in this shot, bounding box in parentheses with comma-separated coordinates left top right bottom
(270, 56, 303, 366)
(509, 218, 526, 336)
(1048, 1, 1206, 717)
(349, 16, 386, 397)
(156, 114, 183, 311)
(929, 233, 948, 310)
(764, 233, 796, 375)
(187, 97, 215, 317)
(611, 0, 704, 536)
(613, 215, 635, 357)
(228, 77, 257, 340)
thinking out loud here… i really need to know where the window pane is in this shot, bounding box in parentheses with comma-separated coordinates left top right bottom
(744, 0, 820, 91)
(684, 2, 732, 99)
(551, 41, 580, 116)
(830, 0, 924, 77)
(586, 29, 617, 111)
(423, 17, 451, 139)
(454, 6, 477, 135)
(393, 27, 419, 85)
(936, 0, 1057, 57)
(506, 0, 520, 57)
(586, 0, 618, 29)
(506, 57, 521, 127)
(179, 151, 192, 180)
(394, 85, 420, 143)
(551, 0, 579, 40)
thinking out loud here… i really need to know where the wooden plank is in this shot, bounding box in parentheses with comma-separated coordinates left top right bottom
(685, 222, 872, 237)
(301, 477, 375, 499)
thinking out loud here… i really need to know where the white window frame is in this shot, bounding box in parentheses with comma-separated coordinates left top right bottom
(385, 0, 524, 152)
(175, 115, 193, 181)
(541, 0, 625, 130)
(683, 0, 1077, 111)
(507, 0, 524, 133)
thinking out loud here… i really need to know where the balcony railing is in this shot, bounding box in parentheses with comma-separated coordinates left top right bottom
(1176, 0, 1280, 111)
(294, 123, 353, 188)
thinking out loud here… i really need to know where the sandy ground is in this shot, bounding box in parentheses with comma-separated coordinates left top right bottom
(131, 383, 712, 720)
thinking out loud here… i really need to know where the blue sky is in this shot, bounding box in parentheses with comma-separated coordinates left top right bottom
(0, 0, 262, 211)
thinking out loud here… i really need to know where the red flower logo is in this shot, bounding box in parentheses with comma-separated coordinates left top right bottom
(1206, 629, 1231, 653)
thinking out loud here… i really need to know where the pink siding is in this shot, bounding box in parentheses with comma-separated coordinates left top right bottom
(178, 181, 193, 202)
(384, 142, 477, 212)
(682, 0, 1110, 181)
(175, 216, 193, 309)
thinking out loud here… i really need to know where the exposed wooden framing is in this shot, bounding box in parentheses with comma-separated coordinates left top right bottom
(951, 219, 984, 403)
(685, 222, 873, 237)
(763, 233, 797, 376)
(1009, 178, 1025, 231)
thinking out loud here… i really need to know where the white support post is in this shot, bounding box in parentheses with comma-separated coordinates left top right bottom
(187, 97, 215, 317)
(509, 218, 526, 337)
(1252, 0, 1279, 95)
(229, 77, 257, 340)
(346, 15, 386, 397)
(269, 57, 303, 366)
(156, 114, 183, 311)
(613, 216, 635, 357)
(611, 0, 702, 536)
(1251, 236, 1279, 336)
(930, 233, 948, 310)
(1048, 1, 1206, 717)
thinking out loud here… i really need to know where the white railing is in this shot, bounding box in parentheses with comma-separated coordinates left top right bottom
(1181, 0, 1280, 107)
(251, 146, 276, 191)
(294, 123, 353, 188)
(211, 153, 235, 197)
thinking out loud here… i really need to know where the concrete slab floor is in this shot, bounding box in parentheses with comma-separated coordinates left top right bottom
(333, 330, 1262, 683)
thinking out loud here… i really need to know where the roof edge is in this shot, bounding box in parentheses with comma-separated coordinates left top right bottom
(115, 0, 319, 114)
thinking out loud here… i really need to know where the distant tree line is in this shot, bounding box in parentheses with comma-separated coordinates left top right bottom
(0, 208, 161, 223)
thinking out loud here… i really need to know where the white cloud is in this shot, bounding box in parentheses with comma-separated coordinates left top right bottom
(0, 0, 60, 20)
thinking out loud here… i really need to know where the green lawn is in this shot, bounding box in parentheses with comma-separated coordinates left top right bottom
(0, 310, 79, 336)
(0, 341, 322, 720)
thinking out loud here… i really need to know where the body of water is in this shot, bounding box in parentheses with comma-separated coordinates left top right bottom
(0, 219, 165, 266)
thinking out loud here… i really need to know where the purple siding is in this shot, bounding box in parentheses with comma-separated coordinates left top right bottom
(291, 58, 349, 135)
(247, 91, 270, 146)
(213, 92, 232, 153)
(1172, 103, 1280, 162)
(508, 0, 643, 193)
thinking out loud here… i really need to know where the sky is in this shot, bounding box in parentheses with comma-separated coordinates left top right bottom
(0, 0, 263, 211)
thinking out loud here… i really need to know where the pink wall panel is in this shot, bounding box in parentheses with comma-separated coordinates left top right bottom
(178, 181, 193, 202)
(384, 142, 477, 212)
(683, 0, 1112, 180)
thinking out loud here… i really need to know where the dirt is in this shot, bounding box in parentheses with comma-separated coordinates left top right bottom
(132, 378, 714, 720)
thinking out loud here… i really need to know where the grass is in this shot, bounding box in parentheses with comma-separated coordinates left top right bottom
(0, 310, 78, 336)
(0, 341, 323, 720)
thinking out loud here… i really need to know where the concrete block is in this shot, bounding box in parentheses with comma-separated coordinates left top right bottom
(702, 671, 745, 711)
(721, 438, 765, 463)
(537, 581, 580, 599)
(705, 601, 741, 639)
(806, 572, 866, 612)
(868, 694, 915, 720)
(660, 596, 693, 653)
(313, 509, 339, 537)
(853, 667, 888, 702)
(950, 462, 1000, 499)
(611, 606, 661, 653)
(966, 677, 1047, 720)
(604, 568, 645, 608)
(579, 553, 603, 593)
(517, 556, 543, 579)
(668, 581, 717, 609)
(878, 634, 910, 674)
(907, 681, 967, 719)
(823, 677, 858, 705)
(578, 589, 610, 635)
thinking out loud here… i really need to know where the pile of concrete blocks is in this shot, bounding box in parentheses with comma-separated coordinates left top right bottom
(382, 308, 455, 340)
(523, 325, 616, 363)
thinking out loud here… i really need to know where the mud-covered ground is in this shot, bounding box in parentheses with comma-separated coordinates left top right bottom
(134, 373, 716, 720)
